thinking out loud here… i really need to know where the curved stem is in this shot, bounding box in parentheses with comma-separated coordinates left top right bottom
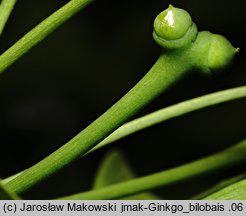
(92, 85, 246, 152)
(2, 85, 246, 185)
(2, 5, 238, 195)
(6, 53, 192, 194)
(57, 138, 246, 200)
(0, 0, 16, 35)
(0, 0, 94, 74)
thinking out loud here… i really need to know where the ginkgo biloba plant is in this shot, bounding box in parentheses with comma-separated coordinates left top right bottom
(0, 0, 245, 200)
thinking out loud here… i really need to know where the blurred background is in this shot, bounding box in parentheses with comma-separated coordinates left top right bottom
(0, 0, 245, 199)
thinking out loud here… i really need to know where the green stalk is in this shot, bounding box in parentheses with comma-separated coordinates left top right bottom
(5, 6, 237, 194)
(92, 86, 246, 152)
(0, 0, 16, 35)
(3, 86, 245, 185)
(57, 139, 246, 200)
(0, 0, 94, 73)
(6, 52, 192, 194)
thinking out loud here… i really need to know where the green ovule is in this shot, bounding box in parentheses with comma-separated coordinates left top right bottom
(153, 5, 237, 76)
(154, 5, 192, 40)
(208, 34, 238, 71)
(153, 6, 238, 75)
(190, 31, 238, 76)
(153, 5, 197, 49)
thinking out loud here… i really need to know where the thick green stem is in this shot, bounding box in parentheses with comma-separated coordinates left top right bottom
(0, 0, 16, 35)
(3, 5, 238, 196)
(57, 139, 246, 200)
(0, 0, 93, 73)
(2, 85, 246, 185)
(6, 52, 192, 194)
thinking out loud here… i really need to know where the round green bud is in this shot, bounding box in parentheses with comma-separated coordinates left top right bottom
(154, 5, 192, 40)
(191, 31, 238, 76)
(208, 34, 238, 71)
(153, 5, 197, 49)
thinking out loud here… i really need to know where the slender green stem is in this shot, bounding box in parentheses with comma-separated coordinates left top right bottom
(204, 178, 246, 200)
(3, 85, 246, 185)
(0, 0, 94, 74)
(92, 86, 246, 152)
(0, 0, 16, 35)
(4, 6, 238, 195)
(57, 139, 246, 200)
(6, 52, 193, 194)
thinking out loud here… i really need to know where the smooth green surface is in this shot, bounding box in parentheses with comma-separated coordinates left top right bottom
(3, 86, 246, 185)
(0, 0, 94, 74)
(0, 0, 16, 35)
(91, 86, 246, 153)
(190, 31, 237, 76)
(0, 180, 19, 200)
(58, 139, 246, 200)
(6, 51, 192, 194)
(191, 174, 246, 200)
(204, 178, 246, 200)
(154, 5, 192, 40)
(208, 34, 238, 71)
(93, 149, 160, 200)
(153, 5, 197, 49)
(4, 6, 237, 195)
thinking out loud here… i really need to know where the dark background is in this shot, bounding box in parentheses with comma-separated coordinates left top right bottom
(0, 0, 245, 199)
